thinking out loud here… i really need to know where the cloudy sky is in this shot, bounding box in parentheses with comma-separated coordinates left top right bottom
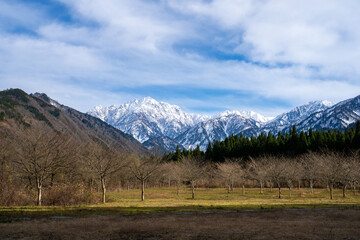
(1, 0, 360, 116)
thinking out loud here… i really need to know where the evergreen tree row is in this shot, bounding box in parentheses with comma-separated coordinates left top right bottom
(163, 121, 360, 162)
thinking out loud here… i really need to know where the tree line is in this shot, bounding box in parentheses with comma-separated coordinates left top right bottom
(1, 126, 360, 207)
(163, 121, 360, 162)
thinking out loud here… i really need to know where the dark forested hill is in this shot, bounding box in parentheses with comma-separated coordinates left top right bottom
(0, 88, 148, 155)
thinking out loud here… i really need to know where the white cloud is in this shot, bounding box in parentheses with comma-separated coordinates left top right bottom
(1, 0, 360, 115)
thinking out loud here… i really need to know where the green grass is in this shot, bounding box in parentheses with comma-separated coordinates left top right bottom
(1, 187, 360, 220)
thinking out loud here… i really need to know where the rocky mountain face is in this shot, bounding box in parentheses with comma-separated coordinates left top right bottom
(89, 95, 360, 153)
(88, 97, 209, 144)
(259, 100, 333, 135)
(295, 96, 360, 132)
(0, 89, 148, 155)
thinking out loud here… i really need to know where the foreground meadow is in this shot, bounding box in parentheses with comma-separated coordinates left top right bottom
(1, 187, 360, 219)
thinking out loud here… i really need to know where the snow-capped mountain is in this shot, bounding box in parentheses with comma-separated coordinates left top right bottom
(88, 95, 360, 154)
(88, 97, 210, 143)
(175, 111, 263, 150)
(259, 100, 333, 134)
(295, 96, 360, 132)
(219, 110, 273, 123)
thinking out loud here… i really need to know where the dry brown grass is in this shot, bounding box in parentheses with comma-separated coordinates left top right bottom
(1, 208, 360, 239)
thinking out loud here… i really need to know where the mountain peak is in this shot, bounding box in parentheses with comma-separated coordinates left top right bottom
(305, 100, 333, 108)
(219, 110, 273, 123)
(88, 95, 359, 153)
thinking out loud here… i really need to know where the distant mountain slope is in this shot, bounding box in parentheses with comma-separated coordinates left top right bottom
(175, 111, 262, 150)
(88, 95, 360, 153)
(143, 136, 185, 155)
(259, 100, 333, 134)
(0, 89, 148, 155)
(295, 95, 360, 131)
(88, 97, 210, 143)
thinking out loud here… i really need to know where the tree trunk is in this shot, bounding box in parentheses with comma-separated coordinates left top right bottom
(50, 173, 55, 187)
(177, 182, 180, 196)
(342, 184, 347, 198)
(36, 180, 42, 206)
(298, 180, 301, 190)
(309, 179, 313, 194)
(330, 184, 333, 200)
(141, 179, 145, 201)
(277, 182, 281, 199)
(118, 179, 122, 192)
(288, 185, 292, 197)
(168, 177, 171, 188)
(231, 180, 234, 192)
(89, 178, 93, 193)
(352, 183, 356, 195)
(101, 177, 106, 203)
(270, 181, 273, 192)
(260, 181, 264, 194)
(191, 181, 195, 199)
(242, 183, 245, 195)
(227, 183, 230, 193)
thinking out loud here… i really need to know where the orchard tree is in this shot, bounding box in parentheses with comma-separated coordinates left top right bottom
(317, 152, 343, 200)
(216, 159, 238, 193)
(301, 152, 321, 193)
(266, 156, 287, 199)
(130, 155, 160, 201)
(236, 162, 249, 195)
(82, 142, 126, 203)
(282, 159, 297, 197)
(180, 156, 204, 199)
(162, 162, 183, 196)
(14, 129, 75, 206)
(348, 152, 360, 195)
(249, 157, 270, 194)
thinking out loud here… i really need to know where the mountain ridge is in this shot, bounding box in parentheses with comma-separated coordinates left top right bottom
(0, 89, 148, 155)
(88, 96, 360, 153)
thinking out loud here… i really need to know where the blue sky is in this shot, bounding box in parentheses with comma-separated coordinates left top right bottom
(1, 0, 360, 116)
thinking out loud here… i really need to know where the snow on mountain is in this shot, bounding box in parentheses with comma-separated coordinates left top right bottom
(175, 111, 261, 151)
(260, 100, 333, 134)
(88, 95, 360, 154)
(220, 110, 273, 124)
(295, 96, 360, 131)
(88, 97, 209, 143)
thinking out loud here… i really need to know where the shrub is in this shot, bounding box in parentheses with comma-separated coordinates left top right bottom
(43, 184, 99, 206)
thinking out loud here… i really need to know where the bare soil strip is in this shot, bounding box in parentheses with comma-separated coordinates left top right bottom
(1, 208, 360, 240)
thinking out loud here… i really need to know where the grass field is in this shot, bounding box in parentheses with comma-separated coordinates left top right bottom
(1, 186, 360, 220)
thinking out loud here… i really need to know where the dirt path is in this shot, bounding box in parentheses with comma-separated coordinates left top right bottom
(1, 208, 360, 239)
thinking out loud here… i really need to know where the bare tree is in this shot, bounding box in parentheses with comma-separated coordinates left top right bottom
(301, 152, 321, 193)
(294, 161, 304, 190)
(0, 131, 14, 205)
(162, 162, 183, 196)
(266, 156, 287, 199)
(337, 156, 352, 198)
(180, 157, 204, 199)
(317, 152, 343, 200)
(283, 159, 297, 197)
(249, 157, 269, 194)
(14, 129, 75, 206)
(348, 152, 360, 195)
(216, 160, 238, 193)
(235, 163, 249, 195)
(82, 142, 126, 203)
(129, 155, 160, 201)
